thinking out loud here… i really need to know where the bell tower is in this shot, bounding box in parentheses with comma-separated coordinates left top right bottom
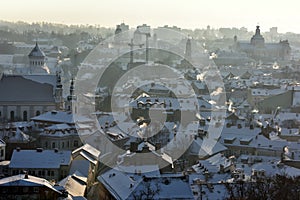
(65, 78, 77, 113)
(28, 42, 46, 74)
(55, 71, 64, 110)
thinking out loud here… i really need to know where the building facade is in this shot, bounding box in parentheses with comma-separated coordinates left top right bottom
(234, 26, 291, 62)
(0, 73, 63, 122)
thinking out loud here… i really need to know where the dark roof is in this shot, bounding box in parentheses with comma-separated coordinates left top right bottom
(0, 74, 55, 102)
(28, 42, 46, 57)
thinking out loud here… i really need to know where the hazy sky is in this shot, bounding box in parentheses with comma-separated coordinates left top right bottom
(1, 0, 300, 33)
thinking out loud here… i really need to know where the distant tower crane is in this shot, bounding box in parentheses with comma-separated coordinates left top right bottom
(141, 33, 151, 64)
(128, 39, 144, 63)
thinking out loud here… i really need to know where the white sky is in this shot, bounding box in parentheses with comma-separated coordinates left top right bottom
(1, 0, 300, 33)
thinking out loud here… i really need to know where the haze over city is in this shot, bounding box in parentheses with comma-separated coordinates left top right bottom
(2, 1, 300, 199)
(1, 0, 300, 33)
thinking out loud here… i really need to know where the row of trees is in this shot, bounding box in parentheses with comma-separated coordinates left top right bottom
(225, 174, 300, 200)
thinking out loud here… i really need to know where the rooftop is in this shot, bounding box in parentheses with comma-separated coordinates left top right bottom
(0, 174, 61, 194)
(31, 110, 94, 124)
(9, 149, 71, 169)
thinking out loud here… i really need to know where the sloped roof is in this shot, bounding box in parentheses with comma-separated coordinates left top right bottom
(0, 174, 61, 194)
(72, 143, 101, 163)
(31, 110, 93, 124)
(22, 74, 56, 87)
(0, 74, 55, 102)
(9, 149, 71, 169)
(58, 174, 86, 197)
(28, 42, 46, 57)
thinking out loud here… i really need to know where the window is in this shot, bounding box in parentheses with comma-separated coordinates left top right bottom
(0, 149, 3, 157)
(23, 111, 28, 121)
(0, 111, 2, 117)
(23, 187, 29, 193)
(62, 142, 64, 148)
(52, 142, 55, 149)
(73, 140, 78, 147)
(10, 111, 14, 121)
(45, 141, 48, 148)
(33, 187, 39, 193)
(47, 170, 51, 176)
(36, 111, 41, 116)
(51, 171, 54, 176)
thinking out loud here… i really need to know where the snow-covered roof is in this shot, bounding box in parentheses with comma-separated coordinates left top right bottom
(58, 174, 86, 197)
(8, 128, 31, 142)
(192, 153, 232, 174)
(129, 96, 210, 111)
(45, 123, 72, 130)
(0, 174, 61, 194)
(189, 138, 227, 157)
(99, 167, 194, 200)
(72, 143, 101, 165)
(129, 176, 194, 199)
(9, 149, 71, 169)
(98, 167, 144, 200)
(31, 110, 93, 124)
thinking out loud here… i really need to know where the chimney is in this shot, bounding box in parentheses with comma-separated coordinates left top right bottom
(24, 171, 29, 179)
(16, 147, 21, 152)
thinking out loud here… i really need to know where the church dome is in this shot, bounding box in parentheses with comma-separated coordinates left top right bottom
(28, 42, 46, 57)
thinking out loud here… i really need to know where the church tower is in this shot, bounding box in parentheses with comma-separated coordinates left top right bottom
(65, 78, 77, 113)
(250, 26, 265, 47)
(55, 71, 64, 110)
(185, 37, 192, 60)
(28, 42, 47, 74)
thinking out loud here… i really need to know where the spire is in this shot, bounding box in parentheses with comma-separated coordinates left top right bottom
(66, 78, 77, 112)
(67, 78, 77, 102)
(255, 26, 261, 36)
(70, 78, 74, 96)
(56, 71, 62, 89)
(55, 70, 64, 110)
(28, 42, 46, 57)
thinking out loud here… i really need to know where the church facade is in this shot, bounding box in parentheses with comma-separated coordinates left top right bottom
(234, 26, 291, 62)
(0, 73, 64, 122)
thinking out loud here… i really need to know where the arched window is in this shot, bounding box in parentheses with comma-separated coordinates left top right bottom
(10, 111, 15, 121)
(23, 111, 28, 121)
(36, 111, 41, 116)
(73, 140, 78, 147)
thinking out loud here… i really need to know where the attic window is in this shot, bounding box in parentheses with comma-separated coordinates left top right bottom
(224, 137, 236, 144)
(240, 138, 252, 145)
